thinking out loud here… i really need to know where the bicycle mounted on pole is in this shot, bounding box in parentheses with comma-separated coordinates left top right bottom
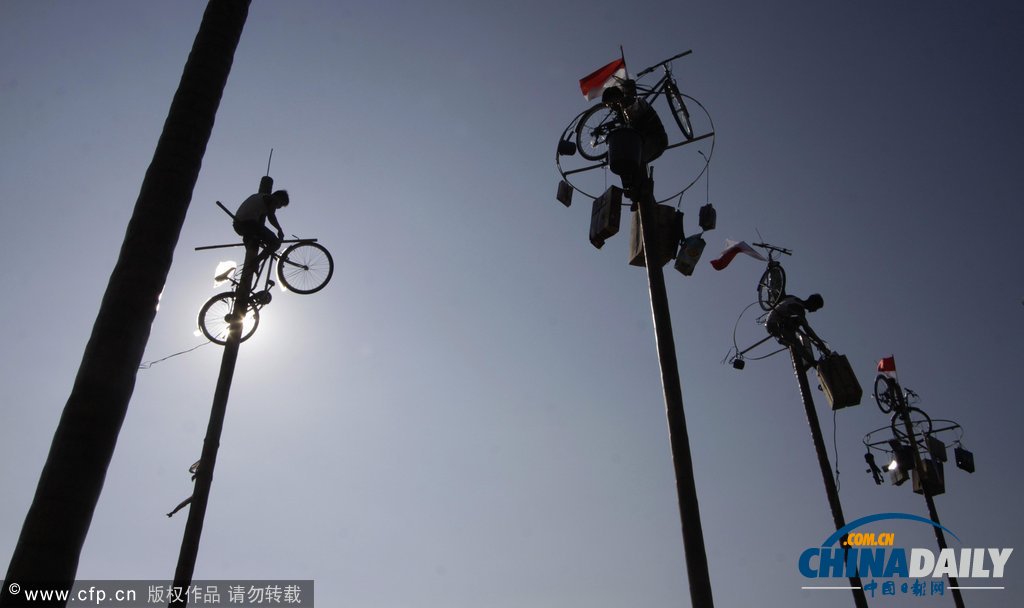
(195, 201, 334, 345)
(873, 375, 934, 443)
(729, 242, 810, 367)
(726, 241, 795, 367)
(556, 50, 715, 210)
(573, 50, 696, 162)
(752, 241, 791, 311)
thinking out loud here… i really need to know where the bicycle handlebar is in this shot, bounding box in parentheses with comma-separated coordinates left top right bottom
(635, 49, 692, 78)
(752, 242, 792, 256)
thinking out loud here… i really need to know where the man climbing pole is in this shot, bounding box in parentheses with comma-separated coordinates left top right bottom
(603, 80, 668, 167)
(765, 293, 829, 367)
(233, 189, 289, 264)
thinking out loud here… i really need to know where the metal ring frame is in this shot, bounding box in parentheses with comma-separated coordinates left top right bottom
(555, 92, 716, 204)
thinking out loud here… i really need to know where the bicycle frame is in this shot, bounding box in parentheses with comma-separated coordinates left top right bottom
(196, 238, 320, 297)
(247, 250, 277, 296)
(630, 71, 675, 111)
(617, 49, 692, 109)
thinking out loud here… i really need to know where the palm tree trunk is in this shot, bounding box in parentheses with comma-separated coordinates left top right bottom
(1, 1, 250, 603)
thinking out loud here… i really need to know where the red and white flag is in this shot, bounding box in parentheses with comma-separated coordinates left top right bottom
(709, 240, 766, 270)
(877, 356, 897, 374)
(579, 58, 627, 101)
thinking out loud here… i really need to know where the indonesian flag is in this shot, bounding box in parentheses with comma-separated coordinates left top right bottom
(709, 240, 767, 270)
(877, 356, 897, 374)
(579, 58, 627, 101)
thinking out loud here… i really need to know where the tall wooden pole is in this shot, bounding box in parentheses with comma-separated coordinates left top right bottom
(634, 181, 715, 608)
(789, 347, 869, 608)
(170, 242, 257, 606)
(1, 3, 250, 605)
(895, 398, 966, 608)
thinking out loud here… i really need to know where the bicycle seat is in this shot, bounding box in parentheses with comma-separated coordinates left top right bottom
(214, 267, 237, 283)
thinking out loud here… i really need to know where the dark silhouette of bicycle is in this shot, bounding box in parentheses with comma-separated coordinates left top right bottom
(752, 242, 791, 311)
(574, 50, 695, 161)
(197, 238, 333, 345)
(874, 375, 933, 440)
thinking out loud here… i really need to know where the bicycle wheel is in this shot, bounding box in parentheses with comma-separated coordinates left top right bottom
(575, 104, 617, 161)
(757, 264, 786, 311)
(664, 82, 694, 141)
(873, 374, 898, 414)
(198, 291, 260, 345)
(277, 242, 334, 294)
(891, 407, 933, 442)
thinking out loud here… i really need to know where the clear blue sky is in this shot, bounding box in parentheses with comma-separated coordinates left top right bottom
(2, 1, 1022, 607)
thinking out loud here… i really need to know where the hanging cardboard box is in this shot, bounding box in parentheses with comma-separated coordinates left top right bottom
(589, 186, 622, 249)
(816, 352, 862, 410)
(628, 204, 681, 268)
(674, 235, 706, 276)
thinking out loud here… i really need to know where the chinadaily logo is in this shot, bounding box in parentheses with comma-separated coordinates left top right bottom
(799, 513, 1012, 600)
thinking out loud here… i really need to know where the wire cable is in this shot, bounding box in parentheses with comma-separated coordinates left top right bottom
(675, 92, 716, 202)
(730, 301, 760, 355)
(726, 301, 790, 364)
(138, 339, 209, 368)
